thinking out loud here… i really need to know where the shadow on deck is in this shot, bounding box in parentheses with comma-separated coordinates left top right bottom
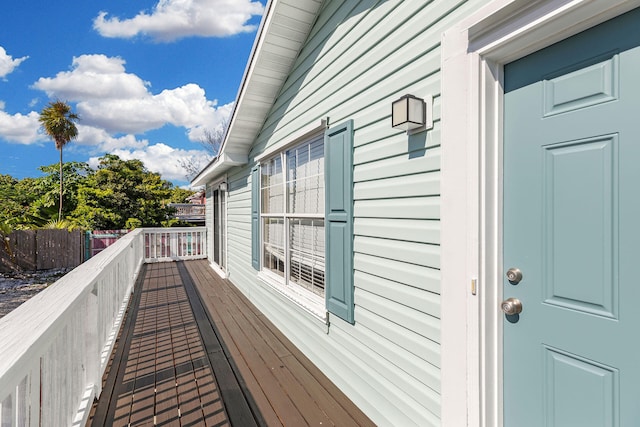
(90, 260, 373, 426)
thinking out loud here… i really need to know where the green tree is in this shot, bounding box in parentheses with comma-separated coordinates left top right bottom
(29, 162, 91, 221)
(70, 154, 176, 229)
(0, 174, 26, 222)
(0, 175, 45, 228)
(38, 101, 79, 220)
(168, 187, 196, 203)
(0, 164, 91, 228)
(0, 158, 190, 231)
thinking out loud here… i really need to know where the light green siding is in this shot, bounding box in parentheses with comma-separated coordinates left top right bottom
(213, 1, 489, 425)
(225, 165, 254, 284)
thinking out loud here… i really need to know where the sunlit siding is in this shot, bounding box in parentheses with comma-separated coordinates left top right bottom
(217, 1, 489, 425)
(225, 165, 253, 286)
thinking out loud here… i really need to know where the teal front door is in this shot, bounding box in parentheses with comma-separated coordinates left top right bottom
(503, 8, 640, 426)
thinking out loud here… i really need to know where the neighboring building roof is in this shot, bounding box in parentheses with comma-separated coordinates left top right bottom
(186, 190, 205, 203)
(191, 0, 323, 186)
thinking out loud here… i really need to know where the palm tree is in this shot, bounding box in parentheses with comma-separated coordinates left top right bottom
(38, 101, 79, 219)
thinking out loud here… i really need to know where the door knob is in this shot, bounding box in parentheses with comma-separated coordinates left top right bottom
(506, 267, 523, 284)
(501, 297, 522, 315)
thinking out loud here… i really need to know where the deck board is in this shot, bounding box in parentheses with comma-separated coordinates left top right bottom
(183, 260, 375, 427)
(91, 260, 374, 426)
(91, 262, 232, 426)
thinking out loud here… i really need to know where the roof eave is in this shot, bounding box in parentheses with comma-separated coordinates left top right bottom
(190, 0, 323, 186)
(190, 153, 248, 187)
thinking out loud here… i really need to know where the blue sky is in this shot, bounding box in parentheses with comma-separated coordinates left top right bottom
(0, 0, 265, 187)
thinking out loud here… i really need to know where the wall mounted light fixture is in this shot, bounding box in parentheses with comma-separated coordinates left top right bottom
(391, 94, 433, 134)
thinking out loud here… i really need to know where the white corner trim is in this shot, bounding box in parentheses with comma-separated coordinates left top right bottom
(255, 119, 327, 162)
(440, 1, 640, 426)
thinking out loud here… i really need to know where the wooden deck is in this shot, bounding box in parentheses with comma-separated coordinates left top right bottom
(90, 260, 374, 426)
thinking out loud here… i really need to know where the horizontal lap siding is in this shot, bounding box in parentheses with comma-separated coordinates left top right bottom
(219, 1, 488, 425)
(226, 166, 254, 289)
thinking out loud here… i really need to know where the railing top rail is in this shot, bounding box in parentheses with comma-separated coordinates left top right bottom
(143, 226, 206, 232)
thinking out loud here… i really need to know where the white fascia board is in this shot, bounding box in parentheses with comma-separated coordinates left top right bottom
(191, 1, 277, 187)
(216, 0, 278, 158)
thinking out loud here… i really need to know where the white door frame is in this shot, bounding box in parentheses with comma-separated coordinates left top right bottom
(440, 0, 640, 425)
(208, 176, 229, 279)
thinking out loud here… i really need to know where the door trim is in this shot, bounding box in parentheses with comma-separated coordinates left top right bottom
(440, 1, 640, 425)
(208, 176, 229, 279)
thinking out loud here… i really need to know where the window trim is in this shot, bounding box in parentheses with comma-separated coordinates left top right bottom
(257, 130, 327, 318)
(257, 269, 326, 319)
(255, 119, 327, 163)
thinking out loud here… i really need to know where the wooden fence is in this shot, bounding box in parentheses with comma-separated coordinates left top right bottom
(0, 229, 85, 272)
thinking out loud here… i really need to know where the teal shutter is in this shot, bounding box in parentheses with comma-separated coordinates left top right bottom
(251, 166, 260, 270)
(325, 120, 354, 324)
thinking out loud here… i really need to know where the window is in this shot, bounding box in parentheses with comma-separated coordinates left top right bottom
(260, 135, 325, 296)
(251, 120, 354, 323)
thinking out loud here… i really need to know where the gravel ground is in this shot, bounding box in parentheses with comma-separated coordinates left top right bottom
(0, 269, 71, 318)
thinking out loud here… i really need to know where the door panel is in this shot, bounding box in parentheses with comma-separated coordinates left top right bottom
(503, 7, 640, 426)
(543, 346, 617, 427)
(542, 135, 617, 318)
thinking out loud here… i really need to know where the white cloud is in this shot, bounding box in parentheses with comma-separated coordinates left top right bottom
(0, 46, 28, 79)
(90, 143, 208, 182)
(0, 105, 151, 150)
(4, 53, 233, 183)
(32, 54, 231, 138)
(75, 124, 150, 152)
(187, 100, 233, 141)
(33, 55, 150, 101)
(0, 107, 43, 144)
(94, 0, 264, 42)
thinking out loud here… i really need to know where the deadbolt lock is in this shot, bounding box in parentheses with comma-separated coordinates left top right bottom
(501, 297, 523, 315)
(506, 267, 523, 284)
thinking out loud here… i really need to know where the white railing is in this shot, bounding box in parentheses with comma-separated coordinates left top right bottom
(144, 227, 207, 262)
(0, 227, 207, 426)
(168, 203, 206, 222)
